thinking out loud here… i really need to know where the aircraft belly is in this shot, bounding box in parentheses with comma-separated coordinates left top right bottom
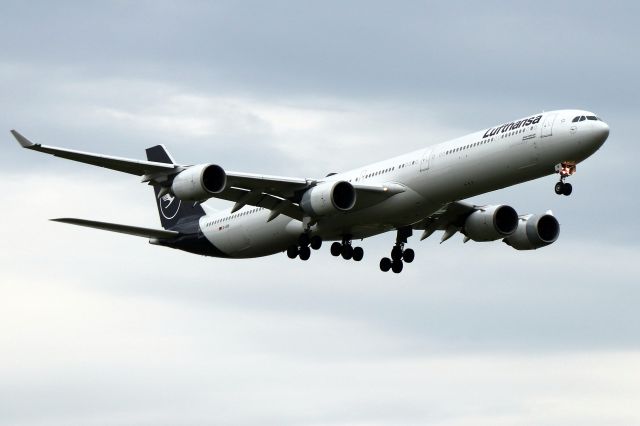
(315, 190, 439, 240)
(203, 213, 299, 259)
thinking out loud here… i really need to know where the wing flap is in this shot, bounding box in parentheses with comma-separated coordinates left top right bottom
(226, 172, 311, 198)
(413, 201, 476, 241)
(214, 187, 304, 221)
(51, 218, 180, 239)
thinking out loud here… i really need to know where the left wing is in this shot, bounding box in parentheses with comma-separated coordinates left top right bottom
(413, 201, 476, 242)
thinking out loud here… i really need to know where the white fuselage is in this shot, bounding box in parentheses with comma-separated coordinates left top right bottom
(199, 109, 609, 258)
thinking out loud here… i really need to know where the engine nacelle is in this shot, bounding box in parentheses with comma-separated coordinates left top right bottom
(300, 181, 356, 216)
(504, 213, 560, 250)
(464, 205, 519, 242)
(171, 164, 227, 201)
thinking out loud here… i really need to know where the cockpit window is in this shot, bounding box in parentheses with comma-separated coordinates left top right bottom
(579, 116, 586, 122)
(586, 116, 597, 120)
(572, 116, 580, 122)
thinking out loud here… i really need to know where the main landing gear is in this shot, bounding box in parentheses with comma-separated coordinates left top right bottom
(287, 233, 323, 261)
(380, 227, 414, 274)
(554, 162, 576, 196)
(330, 236, 364, 261)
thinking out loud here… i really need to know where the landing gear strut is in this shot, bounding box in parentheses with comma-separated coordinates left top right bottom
(554, 162, 575, 196)
(380, 227, 414, 274)
(286, 233, 323, 261)
(330, 236, 364, 261)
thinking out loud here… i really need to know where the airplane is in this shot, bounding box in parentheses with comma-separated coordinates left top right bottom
(10, 109, 609, 273)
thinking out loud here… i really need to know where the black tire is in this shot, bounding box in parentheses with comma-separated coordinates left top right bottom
(555, 182, 564, 195)
(380, 257, 392, 272)
(299, 246, 311, 261)
(286, 246, 298, 259)
(563, 182, 573, 196)
(352, 246, 364, 261)
(298, 233, 310, 247)
(391, 246, 403, 261)
(341, 244, 353, 260)
(330, 242, 342, 257)
(391, 260, 404, 274)
(403, 248, 415, 263)
(310, 236, 322, 250)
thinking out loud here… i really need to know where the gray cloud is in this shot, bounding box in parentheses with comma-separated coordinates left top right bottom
(1, 1, 640, 425)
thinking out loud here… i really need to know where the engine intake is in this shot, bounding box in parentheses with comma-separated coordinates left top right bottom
(464, 204, 518, 242)
(300, 180, 356, 216)
(171, 164, 227, 201)
(504, 213, 560, 250)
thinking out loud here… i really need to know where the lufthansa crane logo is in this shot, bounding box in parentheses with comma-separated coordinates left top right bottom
(160, 193, 181, 219)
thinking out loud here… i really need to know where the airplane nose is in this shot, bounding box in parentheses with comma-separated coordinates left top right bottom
(596, 121, 610, 143)
(585, 120, 609, 153)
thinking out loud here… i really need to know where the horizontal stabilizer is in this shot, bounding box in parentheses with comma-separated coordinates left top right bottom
(51, 218, 180, 239)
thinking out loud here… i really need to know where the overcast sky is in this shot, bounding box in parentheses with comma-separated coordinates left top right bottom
(1, 1, 639, 425)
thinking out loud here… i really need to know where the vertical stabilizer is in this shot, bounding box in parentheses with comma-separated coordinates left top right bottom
(146, 145, 205, 230)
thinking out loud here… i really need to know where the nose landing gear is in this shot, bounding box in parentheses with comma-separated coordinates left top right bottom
(554, 162, 576, 196)
(380, 227, 414, 274)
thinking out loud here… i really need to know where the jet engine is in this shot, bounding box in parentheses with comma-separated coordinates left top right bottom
(300, 180, 356, 216)
(503, 213, 560, 250)
(171, 164, 227, 201)
(464, 205, 519, 242)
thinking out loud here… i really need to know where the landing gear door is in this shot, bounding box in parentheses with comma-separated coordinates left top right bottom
(420, 148, 432, 172)
(541, 113, 557, 138)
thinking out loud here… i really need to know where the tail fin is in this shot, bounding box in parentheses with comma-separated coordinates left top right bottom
(146, 145, 205, 230)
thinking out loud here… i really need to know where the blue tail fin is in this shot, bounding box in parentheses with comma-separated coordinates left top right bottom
(145, 145, 205, 230)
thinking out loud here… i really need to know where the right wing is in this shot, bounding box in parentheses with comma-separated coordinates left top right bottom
(11, 130, 177, 176)
(12, 131, 403, 222)
(12, 130, 311, 220)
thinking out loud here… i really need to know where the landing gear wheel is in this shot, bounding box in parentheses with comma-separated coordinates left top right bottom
(391, 260, 404, 274)
(310, 236, 322, 250)
(391, 246, 403, 261)
(562, 182, 573, 196)
(330, 242, 342, 257)
(352, 247, 364, 262)
(299, 246, 311, 261)
(380, 257, 392, 272)
(555, 182, 564, 195)
(341, 244, 353, 260)
(402, 248, 415, 263)
(286, 246, 298, 259)
(298, 233, 310, 247)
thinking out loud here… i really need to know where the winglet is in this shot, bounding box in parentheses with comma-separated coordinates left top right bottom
(10, 130, 36, 148)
